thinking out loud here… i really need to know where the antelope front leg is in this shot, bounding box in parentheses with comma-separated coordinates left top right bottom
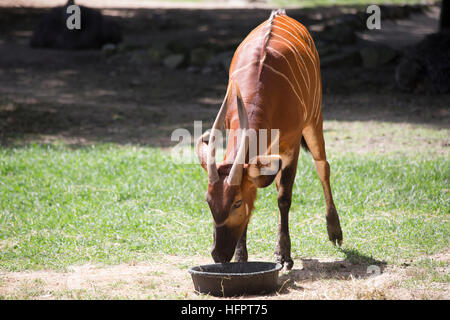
(274, 149, 299, 270)
(234, 225, 248, 262)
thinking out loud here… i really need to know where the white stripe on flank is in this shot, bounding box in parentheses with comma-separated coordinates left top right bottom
(277, 16, 312, 48)
(234, 35, 264, 61)
(230, 36, 264, 76)
(266, 45, 307, 112)
(267, 39, 310, 92)
(273, 20, 314, 56)
(312, 71, 318, 123)
(272, 24, 318, 109)
(230, 14, 323, 125)
(314, 73, 322, 125)
(230, 52, 309, 121)
(230, 59, 261, 78)
(313, 51, 321, 123)
(271, 25, 317, 71)
(262, 63, 307, 120)
(275, 16, 321, 125)
(312, 48, 320, 122)
(315, 89, 321, 125)
(274, 20, 314, 62)
(270, 34, 311, 90)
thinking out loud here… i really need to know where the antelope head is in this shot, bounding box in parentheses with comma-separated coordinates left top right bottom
(196, 82, 282, 263)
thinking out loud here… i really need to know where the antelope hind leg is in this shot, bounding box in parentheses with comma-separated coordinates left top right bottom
(302, 126, 343, 246)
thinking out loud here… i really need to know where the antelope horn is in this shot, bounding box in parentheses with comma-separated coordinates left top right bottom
(227, 83, 249, 186)
(207, 82, 233, 184)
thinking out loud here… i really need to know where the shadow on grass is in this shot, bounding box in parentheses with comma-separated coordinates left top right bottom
(276, 248, 387, 294)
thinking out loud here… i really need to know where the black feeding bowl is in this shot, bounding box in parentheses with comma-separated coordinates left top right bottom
(188, 261, 283, 297)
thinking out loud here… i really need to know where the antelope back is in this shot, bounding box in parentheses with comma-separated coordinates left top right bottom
(228, 10, 322, 131)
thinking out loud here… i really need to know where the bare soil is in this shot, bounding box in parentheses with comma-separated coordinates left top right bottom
(1, 251, 448, 299)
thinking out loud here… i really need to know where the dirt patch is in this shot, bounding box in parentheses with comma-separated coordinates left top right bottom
(0, 255, 210, 299)
(276, 253, 449, 300)
(1, 251, 448, 299)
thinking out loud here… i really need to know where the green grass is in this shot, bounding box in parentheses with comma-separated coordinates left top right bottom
(0, 143, 448, 271)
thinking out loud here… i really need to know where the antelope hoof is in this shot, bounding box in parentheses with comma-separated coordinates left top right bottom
(275, 254, 294, 270)
(275, 233, 293, 270)
(327, 224, 343, 247)
(326, 208, 343, 247)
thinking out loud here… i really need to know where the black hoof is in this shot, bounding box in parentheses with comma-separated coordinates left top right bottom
(276, 255, 294, 270)
(327, 224, 343, 247)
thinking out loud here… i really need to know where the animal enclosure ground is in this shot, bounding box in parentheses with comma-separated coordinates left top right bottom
(1, 251, 448, 299)
(0, 1, 449, 299)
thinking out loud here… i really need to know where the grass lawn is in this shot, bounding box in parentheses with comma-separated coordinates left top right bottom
(1, 123, 448, 272)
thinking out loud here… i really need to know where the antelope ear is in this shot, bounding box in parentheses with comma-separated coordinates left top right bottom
(195, 132, 210, 172)
(246, 155, 282, 188)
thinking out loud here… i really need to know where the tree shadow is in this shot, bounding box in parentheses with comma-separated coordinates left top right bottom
(0, 4, 448, 148)
(276, 248, 387, 295)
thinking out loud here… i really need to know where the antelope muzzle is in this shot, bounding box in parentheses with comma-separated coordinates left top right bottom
(211, 225, 239, 263)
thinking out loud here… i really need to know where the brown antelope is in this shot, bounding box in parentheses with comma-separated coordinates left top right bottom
(196, 9, 342, 270)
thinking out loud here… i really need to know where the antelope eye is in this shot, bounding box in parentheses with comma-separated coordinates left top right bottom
(232, 200, 242, 209)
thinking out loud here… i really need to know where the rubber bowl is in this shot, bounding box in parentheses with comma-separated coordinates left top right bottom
(188, 261, 282, 297)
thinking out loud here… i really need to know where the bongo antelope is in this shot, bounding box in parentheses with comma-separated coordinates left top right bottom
(196, 10, 343, 270)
